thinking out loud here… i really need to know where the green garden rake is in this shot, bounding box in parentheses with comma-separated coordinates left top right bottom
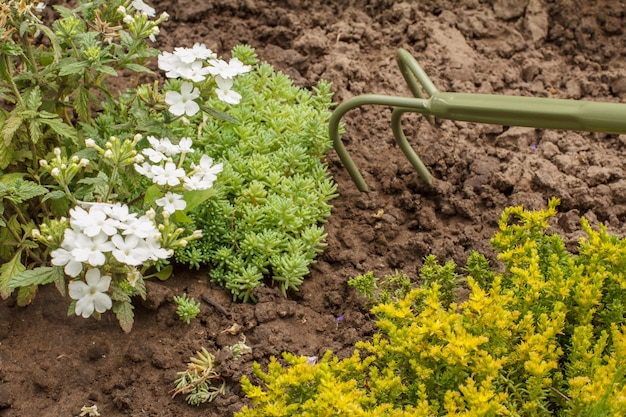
(330, 48, 626, 192)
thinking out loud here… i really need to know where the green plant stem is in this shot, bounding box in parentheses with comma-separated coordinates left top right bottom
(3, 55, 24, 107)
(104, 164, 119, 203)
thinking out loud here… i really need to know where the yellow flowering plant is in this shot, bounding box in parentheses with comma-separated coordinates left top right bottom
(237, 198, 626, 416)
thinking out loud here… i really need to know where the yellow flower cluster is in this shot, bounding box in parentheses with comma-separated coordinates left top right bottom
(237, 199, 626, 416)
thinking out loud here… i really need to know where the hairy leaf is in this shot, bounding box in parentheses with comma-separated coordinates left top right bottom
(0, 250, 25, 297)
(8, 266, 59, 288)
(113, 301, 134, 333)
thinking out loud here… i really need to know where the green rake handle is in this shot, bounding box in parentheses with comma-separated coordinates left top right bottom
(330, 48, 626, 192)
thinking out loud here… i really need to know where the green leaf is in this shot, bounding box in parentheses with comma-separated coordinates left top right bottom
(39, 116, 77, 140)
(113, 300, 134, 333)
(1, 179, 48, 204)
(8, 266, 58, 288)
(42, 189, 67, 201)
(171, 210, 192, 223)
(153, 264, 174, 281)
(0, 173, 25, 184)
(23, 87, 42, 111)
(143, 184, 163, 206)
(124, 63, 154, 74)
(73, 85, 92, 121)
(16, 285, 38, 306)
(97, 65, 118, 78)
(200, 105, 238, 124)
(0, 250, 25, 296)
(183, 188, 217, 213)
(3, 111, 24, 144)
(58, 60, 88, 76)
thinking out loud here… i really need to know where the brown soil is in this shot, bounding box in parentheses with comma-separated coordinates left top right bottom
(3, 0, 626, 415)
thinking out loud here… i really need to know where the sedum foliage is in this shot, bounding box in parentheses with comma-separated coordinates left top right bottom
(174, 54, 338, 302)
(237, 198, 626, 416)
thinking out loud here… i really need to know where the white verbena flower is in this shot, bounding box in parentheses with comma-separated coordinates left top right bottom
(178, 137, 194, 154)
(134, 161, 154, 179)
(165, 82, 200, 117)
(131, 0, 155, 17)
(156, 192, 187, 214)
(69, 205, 120, 237)
(190, 155, 223, 188)
(150, 161, 186, 186)
(174, 43, 215, 63)
(70, 232, 115, 266)
(69, 268, 113, 318)
(158, 51, 185, 78)
(207, 57, 251, 79)
(118, 214, 159, 239)
(179, 60, 212, 83)
(147, 136, 180, 157)
(215, 75, 242, 105)
(51, 232, 83, 277)
(111, 234, 151, 265)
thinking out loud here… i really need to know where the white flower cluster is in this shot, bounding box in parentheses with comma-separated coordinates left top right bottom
(133, 136, 223, 214)
(158, 43, 252, 115)
(51, 202, 171, 318)
(51, 203, 169, 278)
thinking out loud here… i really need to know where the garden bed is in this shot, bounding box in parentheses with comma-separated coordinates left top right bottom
(2, 0, 626, 415)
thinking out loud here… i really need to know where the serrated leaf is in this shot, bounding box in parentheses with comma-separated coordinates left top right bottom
(0, 173, 24, 184)
(97, 65, 118, 78)
(16, 284, 38, 306)
(8, 266, 57, 288)
(58, 60, 88, 76)
(0, 250, 25, 297)
(53, 266, 66, 297)
(3, 179, 48, 204)
(23, 87, 42, 111)
(73, 85, 92, 121)
(39, 117, 77, 140)
(113, 300, 134, 333)
(154, 264, 174, 281)
(42, 189, 67, 201)
(3, 111, 24, 144)
(28, 119, 42, 144)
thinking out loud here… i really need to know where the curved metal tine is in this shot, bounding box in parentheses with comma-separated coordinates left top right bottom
(329, 94, 431, 192)
(391, 107, 433, 186)
(396, 48, 438, 124)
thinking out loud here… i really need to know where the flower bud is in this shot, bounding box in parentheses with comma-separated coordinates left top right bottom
(145, 208, 156, 220)
(53, 147, 61, 156)
(191, 230, 203, 239)
(123, 14, 134, 24)
(79, 158, 90, 167)
(39, 159, 48, 167)
(117, 5, 126, 15)
(71, 155, 79, 163)
(31, 229, 41, 239)
(51, 167, 60, 177)
(179, 239, 188, 247)
(85, 138, 96, 147)
(104, 149, 114, 159)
